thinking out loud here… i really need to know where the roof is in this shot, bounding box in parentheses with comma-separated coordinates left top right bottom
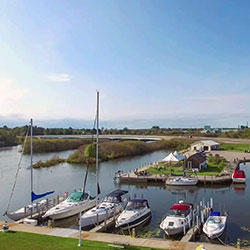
(170, 204, 190, 211)
(130, 199, 148, 203)
(191, 140, 220, 146)
(173, 151, 185, 160)
(233, 170, 246, 178)
(200, 140, 220, 146)
(107, 190, 128, 197)
(187, 152, 206, 163)
(162, 152, 184, 162)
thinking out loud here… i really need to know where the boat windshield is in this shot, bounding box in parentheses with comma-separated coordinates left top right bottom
(168, 209, 188, 217)
(103, 196, 119, 203)
(126, 201, 145, 211)
(208, 217, 221, 224)
(66, 192, 88, 203)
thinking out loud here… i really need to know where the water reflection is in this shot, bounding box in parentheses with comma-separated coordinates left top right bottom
(1, 147, 250, 245)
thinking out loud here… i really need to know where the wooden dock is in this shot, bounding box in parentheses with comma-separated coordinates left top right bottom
(89, 216, 116, 233)
(118, 172, 232, 185)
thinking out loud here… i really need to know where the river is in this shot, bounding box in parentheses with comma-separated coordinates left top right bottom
(1, 146, 250, 245)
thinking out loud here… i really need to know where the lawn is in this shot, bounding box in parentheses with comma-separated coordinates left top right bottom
(146, 163, 184, 175)
(220, 143, 250, 153)
(0, 231, 161, 250)
(190, 165, 222, 176)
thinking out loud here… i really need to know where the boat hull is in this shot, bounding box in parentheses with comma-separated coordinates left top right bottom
(162, 225, 189, 236)
(166, 179, 198, 186)
(232, 178, 246, 184)
(81, 206, 122, 228)
(6, 200, 52, 221)
(203, 216, 227, 239)
(116, 211, 151, 230)
(45, 199, 96, 220)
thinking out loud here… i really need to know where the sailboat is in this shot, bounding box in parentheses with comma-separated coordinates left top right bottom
(43, 92, 100, 220)
(6, 119, 55, 221)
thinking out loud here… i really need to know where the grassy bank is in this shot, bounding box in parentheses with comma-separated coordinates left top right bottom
(220, 143, 250, 153)
(67, 138, 195, 164)
(0, 231, 161, 250)
(146, 155, 227, 177)
(33, 157, 65, 168)
(23, 138, 93, 154)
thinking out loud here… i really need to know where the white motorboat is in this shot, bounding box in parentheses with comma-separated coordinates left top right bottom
(232, 170, 246, 184)
(43, 191, 96, 220)
(160, 201, 194, 235)
(203, 211, 227, 239)
(80, 190, 128, 228)
(116, 199, 151, 230)
(166, 177, 198, 186)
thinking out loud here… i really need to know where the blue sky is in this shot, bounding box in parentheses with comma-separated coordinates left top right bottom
(0, 0, 250, 128)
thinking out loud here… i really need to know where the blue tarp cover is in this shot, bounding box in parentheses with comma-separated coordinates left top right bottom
(209, 211, 220, 216)
(31, 191, 54, 202)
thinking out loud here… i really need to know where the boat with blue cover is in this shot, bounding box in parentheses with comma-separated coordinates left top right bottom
(203, 211, 227, 239)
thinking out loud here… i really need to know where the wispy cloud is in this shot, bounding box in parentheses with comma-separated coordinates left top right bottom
(0, 78, 29, 115)
(45, 73, 71, 82)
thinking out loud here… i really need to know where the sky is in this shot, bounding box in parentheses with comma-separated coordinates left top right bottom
(0, 0, 250, 128)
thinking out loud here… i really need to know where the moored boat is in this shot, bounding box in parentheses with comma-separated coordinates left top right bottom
(43, 191, 96, 220)
(80, 189, 128, 228)
(232, 170, 246, 184)
(160, 201, 194, 235)
(166, 177, 198, 186)
(203, 211, 227, 239)
(115, 199, 151, 230)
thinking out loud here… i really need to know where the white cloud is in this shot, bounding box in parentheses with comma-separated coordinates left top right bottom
(0, 78, 29, 115)
(45, 73, 71, 82)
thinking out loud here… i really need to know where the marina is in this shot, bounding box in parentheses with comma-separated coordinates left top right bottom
(1, 145, 250, 247)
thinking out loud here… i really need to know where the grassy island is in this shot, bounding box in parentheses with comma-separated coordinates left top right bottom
(67, 138, 194, 164)
(145, 155, 227, 177)
(33, 157, 65, 168)
(23, 138, 93, 154)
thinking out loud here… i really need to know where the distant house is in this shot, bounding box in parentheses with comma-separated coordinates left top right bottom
(185, 152, 207, 172)
(190, 140, 220, 152)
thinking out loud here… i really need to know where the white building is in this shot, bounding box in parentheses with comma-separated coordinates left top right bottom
(190, 140, 220, 152)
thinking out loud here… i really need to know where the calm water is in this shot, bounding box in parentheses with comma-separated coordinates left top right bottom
(0, 146, 250, 245)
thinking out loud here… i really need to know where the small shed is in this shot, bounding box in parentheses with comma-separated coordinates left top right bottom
(186, 152, 207, 172)
(190, 140, 220, 152)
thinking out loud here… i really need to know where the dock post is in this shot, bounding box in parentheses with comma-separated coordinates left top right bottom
(57, 195, 59, 204)
(36, 203, 39, 220)
(104, 209, 108, 231)
(78, 211, 82, 247)
(210, 197, 213, 209)
(46, 198, 49, 209)
(201, 210, 204, 224)
(24, 206, 27, 218)
(96, 213, 99, 226)
(53, 198, 56, 206)
(113, 204, 116, 221)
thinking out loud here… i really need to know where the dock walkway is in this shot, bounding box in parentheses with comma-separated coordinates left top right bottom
(0, 221, 237, 250)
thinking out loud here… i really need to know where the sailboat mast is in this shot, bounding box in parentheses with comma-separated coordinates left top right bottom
(30, 118, 33, 204)
(96, 91, 99, 204)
